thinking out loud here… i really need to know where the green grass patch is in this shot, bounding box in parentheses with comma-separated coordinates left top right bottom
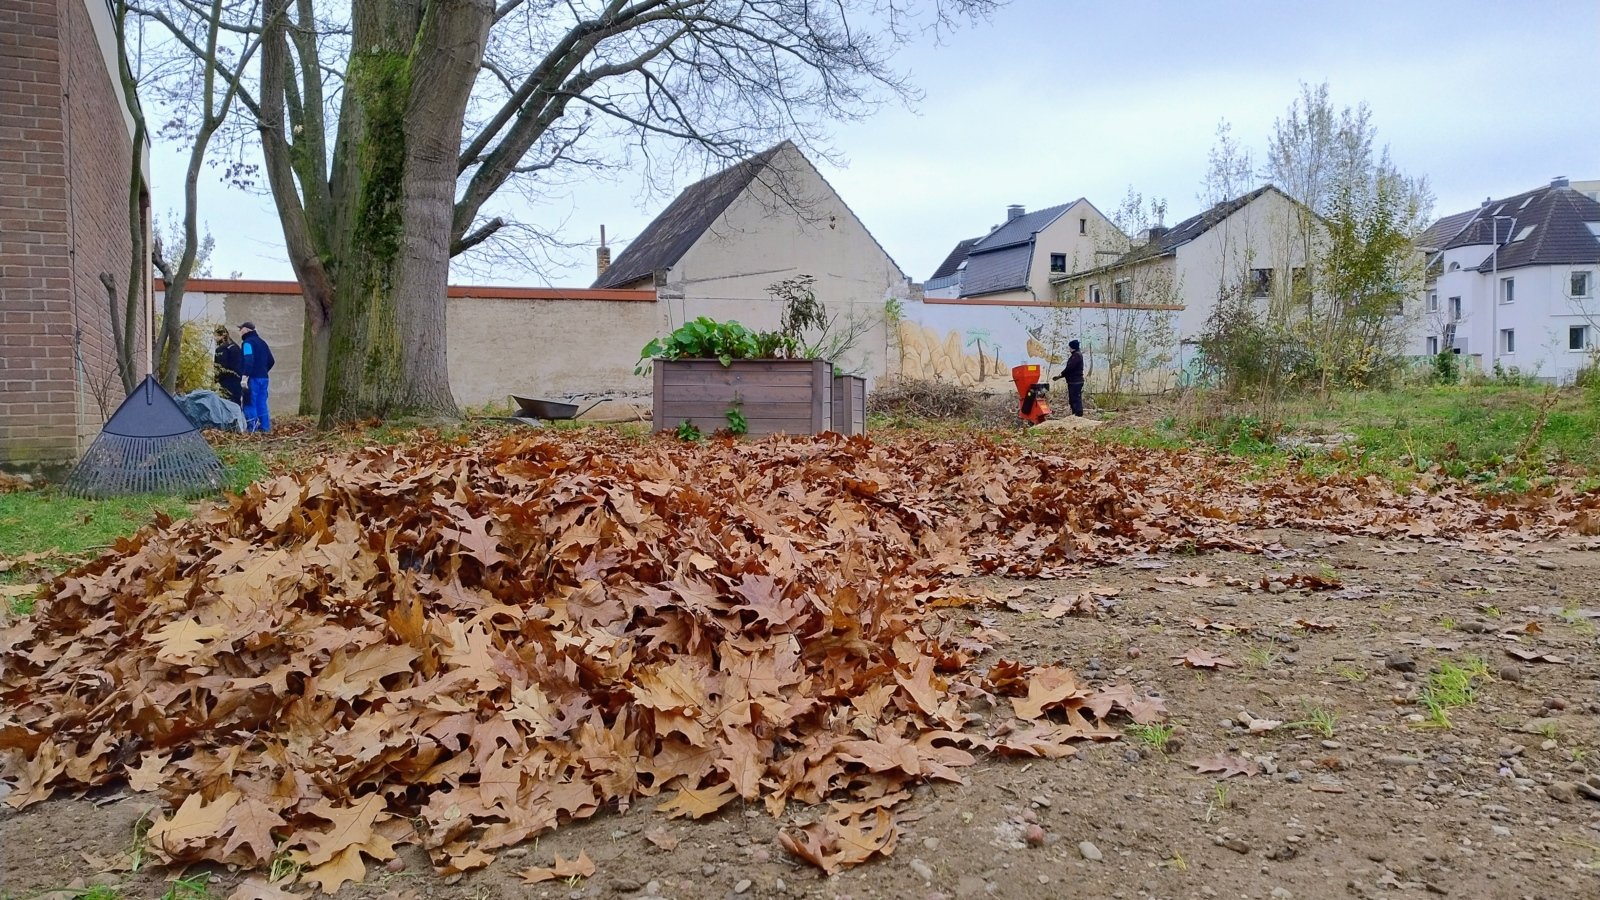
(1125, 723, 1175, 752)
(1096, 384, 1600, 488)
(1418, 657, 1490, 729)
(0, 490, 193, 560)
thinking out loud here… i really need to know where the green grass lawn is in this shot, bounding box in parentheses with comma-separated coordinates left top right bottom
(1097, 383, 1600, 490)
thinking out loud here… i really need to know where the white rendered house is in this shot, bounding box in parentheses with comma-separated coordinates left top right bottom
(1416, 178, 1600, 383)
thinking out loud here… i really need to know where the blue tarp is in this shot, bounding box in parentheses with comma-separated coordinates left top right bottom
(175, 390, 246, 432)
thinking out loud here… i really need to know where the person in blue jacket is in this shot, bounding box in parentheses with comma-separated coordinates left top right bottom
(238, 321, 276, 432)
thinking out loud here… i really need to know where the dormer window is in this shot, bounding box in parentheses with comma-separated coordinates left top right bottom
(1448, 261, 1461, 271)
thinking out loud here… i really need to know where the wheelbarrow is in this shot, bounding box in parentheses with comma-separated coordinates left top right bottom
(509, 396, 605, 421)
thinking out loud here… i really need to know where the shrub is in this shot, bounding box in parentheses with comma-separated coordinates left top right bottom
(1431, 349, 1459, 384)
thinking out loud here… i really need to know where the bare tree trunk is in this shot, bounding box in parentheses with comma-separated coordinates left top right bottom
(111, 0, 147, 394)
(319, 0, 491, 424)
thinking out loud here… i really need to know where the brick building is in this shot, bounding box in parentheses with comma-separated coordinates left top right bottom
(0, 0, 147, 473)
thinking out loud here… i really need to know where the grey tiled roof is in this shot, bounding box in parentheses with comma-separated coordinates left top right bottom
(950, 203, 1075, 297)
(1440, 185, 1600, 273)
(930, 237, 980, 281)
(958, 244, 1035, 297)
(593, 143, 789, 289)
(972, 204, 1072, 251)
(1417, 209, 1478, 251)
(1118, 186, 1276, 265)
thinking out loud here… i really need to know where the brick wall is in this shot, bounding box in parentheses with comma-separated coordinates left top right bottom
(0, 0, 138, 473)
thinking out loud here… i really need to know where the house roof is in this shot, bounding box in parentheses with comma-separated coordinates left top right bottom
(1439, 183, 1600, 273)
(929, 237, 981, 282)
(1117, 185, 1278, 266)
(593, 143, 790, 289)
(957, 244, 1036, 297)
(1416, 208, 1478, 251)
(951, 202, 1077, 297)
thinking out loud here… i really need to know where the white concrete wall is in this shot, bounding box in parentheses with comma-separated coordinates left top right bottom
(660, 142, 909, 383)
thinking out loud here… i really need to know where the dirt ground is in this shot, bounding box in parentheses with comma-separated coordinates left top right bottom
(4, 528, 1599, 900)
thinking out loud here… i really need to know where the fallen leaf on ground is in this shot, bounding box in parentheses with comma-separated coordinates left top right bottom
(643, 828, 680, 851)
(1188, 753, 1257, 778)
(519, 850, 596, 884)
(1172, 649, 1237, 669)
(1505, 647, 1568, 664)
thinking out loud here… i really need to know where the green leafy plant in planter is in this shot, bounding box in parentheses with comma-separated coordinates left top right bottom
(636, 316, 804, 375)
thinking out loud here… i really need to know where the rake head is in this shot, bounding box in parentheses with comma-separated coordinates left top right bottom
(64, 375, 225, 499)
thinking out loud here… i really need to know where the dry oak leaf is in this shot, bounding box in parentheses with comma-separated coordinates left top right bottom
(220, 796, 289, 864)
(643, 827, 681, 851)
(1505, 647, 1568, 664)
(778, 808, 900, 874)
(519, 849, 596, 884)
(1171, 649, 1237, 669)
(302, 845, 366, 894)
(317, 644, 420, 701)
(226, 876, 307, 900)
(146, 791, 240, 856)
(298, 794, 389, 867)
(1010, 666, 1088, 720)
(656, 781, 739, 819)
(146, 617, 232, 664)
(1188, 752, 1258, 778)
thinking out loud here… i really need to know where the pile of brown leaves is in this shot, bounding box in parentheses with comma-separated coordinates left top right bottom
(1, 432, 1592, 890)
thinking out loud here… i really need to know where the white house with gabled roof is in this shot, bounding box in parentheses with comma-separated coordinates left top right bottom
(1415, 177, 1600, 383)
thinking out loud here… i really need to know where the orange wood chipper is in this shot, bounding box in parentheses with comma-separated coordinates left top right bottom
(1012, 364, 1051, 425)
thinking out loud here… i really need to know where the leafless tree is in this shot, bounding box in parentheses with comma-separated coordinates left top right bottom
(130, 0, 1001, 424)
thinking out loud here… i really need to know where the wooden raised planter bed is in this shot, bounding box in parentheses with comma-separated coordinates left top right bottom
(653, 358, 833, 437)
(830, 374, 866, 436)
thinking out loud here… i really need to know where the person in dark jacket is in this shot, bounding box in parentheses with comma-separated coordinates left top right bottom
(1051, 339, 1086, 417)
(212, 326, 245, 406)
(238, 321, 276, 432)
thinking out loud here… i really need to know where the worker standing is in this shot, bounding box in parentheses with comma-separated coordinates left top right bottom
(238, 321, 275, 432)
(1052, 340, 1086, 417)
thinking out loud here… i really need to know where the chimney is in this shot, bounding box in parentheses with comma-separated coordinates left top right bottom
(596, 225, 611, 278)
(1006, 204, 1025, 221)
(1552, 175, 1570, 189)
(1481, 197, 1491, 207)
(1145, 225, 1168, 244)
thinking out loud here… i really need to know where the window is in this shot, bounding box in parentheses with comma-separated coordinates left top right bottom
(1513, 225, 1535, 242)
(1573, 271, 1594, 298)
(1500, 277, 1515, 304)
(1448, 261, 1461, 272)
(1050, 253, 1067, 274)
(1571, 326, 1592, 352)
(1078, 218, 1087, 235)
(1427, 291, 1439, 312)
(1500, 329, 1515, 354)
(1089, 284, 1102, 303)
(1249, 268, 1273, 298)
(1443, 324, 1457, 350)
(1426, 336, 1439, 356)
(1112, 279, 1131, 303)
(1448, 296, 1461, 321)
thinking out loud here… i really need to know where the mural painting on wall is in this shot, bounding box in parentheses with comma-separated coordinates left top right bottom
(895, 301, 1179, 394)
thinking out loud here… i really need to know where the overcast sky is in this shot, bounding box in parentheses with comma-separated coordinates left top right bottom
(167, 0, 1600, 288)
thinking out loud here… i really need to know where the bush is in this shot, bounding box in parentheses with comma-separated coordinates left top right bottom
(1431, 350, 1459, 384)
(154, 318, 218, 393)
